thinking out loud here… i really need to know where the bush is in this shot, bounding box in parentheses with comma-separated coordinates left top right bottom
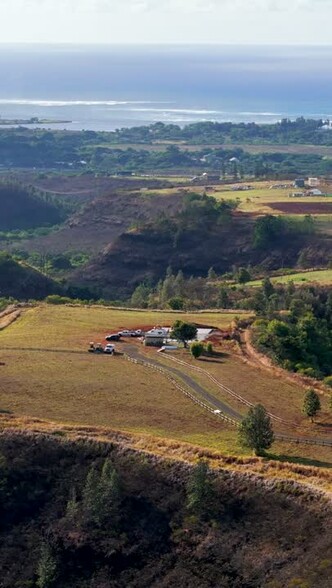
(206, 342, 213, 356)
(45, 295, 74, 305)
(190, 341, 204, 359)
(168, 297, 185, 310)
(323, 376, 332, 388)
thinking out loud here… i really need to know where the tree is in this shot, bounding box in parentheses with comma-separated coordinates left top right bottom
(186, 460, 216, 519)
(82, 466, 101, 522)
(238, 404, 274, 456)
(66, 487, 79, 523)
(168, 296, 184, 310)
(190, 341, 204, 359)
(237, 267, 251, 284)
(36, 544, 57, 588)
(218, 286, 230, 309)
(303, 389, 321, 422)
(207, 266, 217, 280)
(130, 283, 151, 308)
(171, 320, 197, 348)
(262, 277, 274, 299)
(174, 270, 185, 296)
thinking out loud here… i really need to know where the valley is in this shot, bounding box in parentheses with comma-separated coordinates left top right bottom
(0, 120, 332, 587)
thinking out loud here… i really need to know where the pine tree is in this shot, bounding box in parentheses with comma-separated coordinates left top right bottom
(36, 544, 57, 588)
(66, 487, 79, 523)
(82, 466, 101, 522)
(174, 270, 185, 296)
(161, 274, 176, 305)
(239, 404, 274, 456)
(303, 389, 321, 422)
(186, 461, 216, 519)
(99, 459, 122, 516)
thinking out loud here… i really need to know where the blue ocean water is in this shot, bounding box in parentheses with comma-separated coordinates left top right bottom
(0, 44, 332, 131)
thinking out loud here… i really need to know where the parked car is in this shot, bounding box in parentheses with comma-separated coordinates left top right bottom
(118, 329, 136, 337)
(106, 333, 121, 341)
(104, 344, 115, 354)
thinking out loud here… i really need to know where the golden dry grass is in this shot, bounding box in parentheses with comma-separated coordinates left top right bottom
(0, 305, 331, 466)
(213, 186, 332, 214)
(0, 305, 249, 350)
(154, 349, 332, 461)
(1, 413, 331, 495)
(0, 305, 243, 452)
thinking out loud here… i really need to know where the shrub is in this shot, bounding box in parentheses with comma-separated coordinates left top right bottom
(323, 376, 332, 388)
(45, 295, 73, 305)
(190, 341, 204, 359)
(206, 342, 213, 356)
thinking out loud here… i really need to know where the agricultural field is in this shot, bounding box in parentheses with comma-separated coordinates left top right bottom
(246, 269, 332, 287)
(0, 304, 331, 466)
(213, 182, 332, 215)
(143, 179, 332, 219)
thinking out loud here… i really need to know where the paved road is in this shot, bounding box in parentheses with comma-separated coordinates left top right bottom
(124, 344, 332, 448)
(124, 344, 241, 421)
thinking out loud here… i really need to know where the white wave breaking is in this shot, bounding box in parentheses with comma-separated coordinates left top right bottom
(0, 99, 162, 107)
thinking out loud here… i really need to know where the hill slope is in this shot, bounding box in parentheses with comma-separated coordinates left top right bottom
(14, 189, 185, 254)
(0, 253, 61, 299)
(0, 431, 331, 588)
(0, 182, 64, 231)
(72, 213, 331, 298)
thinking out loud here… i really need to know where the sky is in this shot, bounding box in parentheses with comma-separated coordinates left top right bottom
(1, 0, 332, 44)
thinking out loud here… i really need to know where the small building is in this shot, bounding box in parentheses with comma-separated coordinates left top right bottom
(307, 177, 320, 188)
(294, 178, 305, 188)
(143, 327, 168, 347)
(289, 191, 305, 198)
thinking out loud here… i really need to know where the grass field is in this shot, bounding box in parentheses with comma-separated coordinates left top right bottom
(0, 305, 248, 452)
(0, 305, 331, 466)
(87, 142, 332, 157)
(213, 185, 332, 214)
(156, 349, 331, 435)
(245, 269, 332, 287)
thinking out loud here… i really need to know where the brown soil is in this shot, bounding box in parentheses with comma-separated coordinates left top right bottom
(269, 201, 332, 214)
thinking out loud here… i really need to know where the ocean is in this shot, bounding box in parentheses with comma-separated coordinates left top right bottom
(0, 44, 332, 131)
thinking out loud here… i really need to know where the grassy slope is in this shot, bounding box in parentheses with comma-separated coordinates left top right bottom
(0, 305, 331, 466)
(0, 305, 241, 452)
(245, 269, 332, 287)
(154, 349, 332, 466)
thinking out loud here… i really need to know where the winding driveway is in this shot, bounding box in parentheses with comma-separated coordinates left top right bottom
(123, 344, 332, 449)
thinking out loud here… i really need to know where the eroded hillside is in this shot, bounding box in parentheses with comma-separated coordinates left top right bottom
(0, 431, 331, 588)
